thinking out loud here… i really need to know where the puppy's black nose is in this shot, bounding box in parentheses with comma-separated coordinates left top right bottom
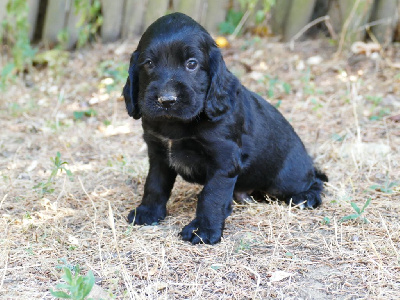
(158, 94, 177, 108)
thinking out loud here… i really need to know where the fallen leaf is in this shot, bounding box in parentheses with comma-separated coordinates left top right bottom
(269, 270, 294, 282)
(215, 36, 230, 48)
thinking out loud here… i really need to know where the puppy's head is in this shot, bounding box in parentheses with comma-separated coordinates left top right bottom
(123, 13, 237, 122)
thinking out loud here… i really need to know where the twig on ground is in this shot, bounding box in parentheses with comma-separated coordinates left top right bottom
(0, 194, 7, 210)
(79, 176, 98, 229)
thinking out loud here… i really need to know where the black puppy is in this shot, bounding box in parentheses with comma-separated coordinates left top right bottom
(123, 13, 327, 245)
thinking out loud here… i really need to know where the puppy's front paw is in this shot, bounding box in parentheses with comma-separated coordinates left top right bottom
(180, 219, 223, 245)
(127, 205, 166, 225)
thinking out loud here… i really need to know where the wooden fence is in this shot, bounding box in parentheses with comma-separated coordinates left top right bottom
(0, 0, 399, 49)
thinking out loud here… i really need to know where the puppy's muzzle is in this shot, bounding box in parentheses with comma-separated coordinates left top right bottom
(158, 94, 177, 108)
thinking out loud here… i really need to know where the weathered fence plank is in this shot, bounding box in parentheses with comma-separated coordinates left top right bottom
(42, 1, 83, 49)
(28, 0, 40, 40)
(65, 3, 81, 49)
(3, 0, 400, 46)
(122, 0, 148, 38)
(42, 0, 68, 46)
(330, 0, 374, 42)
(204, 0, 229, 33)
(101, 0, 124, 42)
(270, 0, 292, 37)
(283, 0, 317, 41)
(370, 0, 399, 44)
(175, 0, 206, 23)
(143, 0, 169, 31)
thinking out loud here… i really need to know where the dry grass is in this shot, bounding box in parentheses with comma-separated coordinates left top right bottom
(0, 39, 399, 299)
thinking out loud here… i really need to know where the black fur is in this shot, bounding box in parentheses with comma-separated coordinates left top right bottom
(123, 13, 327, 245)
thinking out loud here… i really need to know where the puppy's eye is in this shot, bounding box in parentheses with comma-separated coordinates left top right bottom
(144, 59, 154, 69)
(186, 59, 198, 71)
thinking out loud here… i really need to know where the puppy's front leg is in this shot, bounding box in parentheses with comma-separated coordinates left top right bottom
(128, 153, 176, 225)
(180, 171, 237, 244)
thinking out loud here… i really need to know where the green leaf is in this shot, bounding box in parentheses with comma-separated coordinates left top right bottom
(73, 111, 85, 120)
(388, 181, 399, 189)
(62, 267, 73, 285)
(50, 169, 58, 178)
(218, 22, 236, 35)
(360, 197, 371, 213)
(322, 216, 330, 225)
(362, 217, 370, 224)
(84, 108, 97, 117)
(50, 290, 71, 298)
(332, 133, 345, 142)
(54, 283, 72, 290)
(285, 251, 294, 257)
(227, 10, 244, 26)
(255, 10, 265, 24)
(1, 63, 16, 77)
(74, 264, 81, 275)
(340, 214, 359, 222)
(282, 82, 291, 94)
(66, 169, 73, 178)
(350, 202, 361, 214)
(82, 271, 95, 298)
(75, 276, 84, 291)
(274, 100, 282, 108)
(369, 184, 380, 191)
(218, 9, 244, 35)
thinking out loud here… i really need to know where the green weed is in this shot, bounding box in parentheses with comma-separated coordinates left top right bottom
(235, 239, 252, 252)
(285, 252, 294, 258)
(74, 0, 103, 48)
(7, 100, 37, 117)
(33, 152, 73, 195)
(340, 198, 371, 224)
(219, 0, 275, 35)
(23, 211, 32, 220)
(50, 264, 95, 300)
(24, 247, 34, 255)
(73, 109, 97, 121)
(331, 133, 346, 142)
(234, 233, 258, 252)
(365, 95, 390, 121)
(264, 75, 292, 99)
(219, 10, 244, 35)
(302, 68, 323, 96)
(0, 0, 37, 89)
(321, 216, 331, 225)
(369, 180, 399, 194)
(48, 0, 102, 49)
(310, 97, 323, 111)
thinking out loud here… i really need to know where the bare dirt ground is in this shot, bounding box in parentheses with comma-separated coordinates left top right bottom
(0, 38, 399, 299)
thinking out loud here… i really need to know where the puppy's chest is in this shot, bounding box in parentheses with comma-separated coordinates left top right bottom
(166, 138, 207, 179)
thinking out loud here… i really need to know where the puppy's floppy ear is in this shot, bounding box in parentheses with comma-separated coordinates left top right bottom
(123, 51, 141, 119)
(205, 46, 237, 121)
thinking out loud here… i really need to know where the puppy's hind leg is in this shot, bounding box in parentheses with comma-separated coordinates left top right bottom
(285, 171, 327, 209)
(234, 191, 255, 204)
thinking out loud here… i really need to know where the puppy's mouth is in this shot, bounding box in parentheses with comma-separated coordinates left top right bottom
(145, 98, 202, 122)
